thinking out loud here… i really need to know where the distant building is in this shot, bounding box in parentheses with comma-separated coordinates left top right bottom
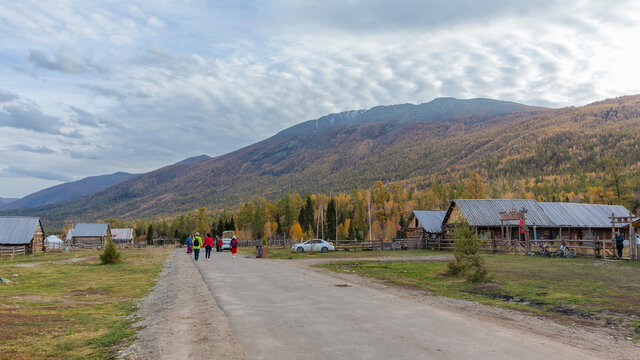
(0, 216, 45, 254)
(111, 228, 135, 246)
(69, 223, 111, 248)
(45, 235, 64, 250)
(405, 210, 447, 239)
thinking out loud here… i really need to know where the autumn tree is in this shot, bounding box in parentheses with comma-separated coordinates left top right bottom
(464, 172, 485, 199)
(289, 223, 303, 241)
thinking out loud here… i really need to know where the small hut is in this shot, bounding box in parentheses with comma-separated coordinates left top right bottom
(70, 223, 110, 249)
(0, 216, 45, 255)
(111, 228, 135, 247)
(45, 235, 64, 250)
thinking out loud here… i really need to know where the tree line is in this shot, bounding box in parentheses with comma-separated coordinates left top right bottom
(100, 157, 638, 244)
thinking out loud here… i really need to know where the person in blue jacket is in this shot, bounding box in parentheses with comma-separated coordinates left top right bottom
(185, 235, 193, 254)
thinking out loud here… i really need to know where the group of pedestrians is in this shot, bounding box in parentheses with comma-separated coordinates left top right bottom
(185, 232, 238, 261)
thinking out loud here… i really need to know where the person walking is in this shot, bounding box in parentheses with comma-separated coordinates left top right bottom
(216, 237, 223, 252)
(185, 235, 193, 254)
(615, 231, 625, 258)
(204, 233, 214, 260)
(193, 232, 202, 261)
(231, 235, 238, 258)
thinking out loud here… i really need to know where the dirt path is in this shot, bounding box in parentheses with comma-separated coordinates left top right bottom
(122, 252, 639, 359)
(302, 261, 640, 359)
(285, 254, 454, 266)
(118, 250, 245, 360)
(197, 253, 639, 360)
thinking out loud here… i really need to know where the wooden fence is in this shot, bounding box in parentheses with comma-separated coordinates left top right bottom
(237, 239, 292, 248)
(0, 245, 26, 257)
(421, 237, 638, 259)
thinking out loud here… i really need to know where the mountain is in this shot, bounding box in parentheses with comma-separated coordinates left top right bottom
(1, 172, 137, 210)
(175, 154, 210, 165)
(0, 197, 18, 206)
(6, 95, 640, 227)
(0, 97, 543, 223)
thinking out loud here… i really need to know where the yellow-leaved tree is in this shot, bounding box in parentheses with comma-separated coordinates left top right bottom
(289, 223, 303, 242)
(464, 172, 485, 199)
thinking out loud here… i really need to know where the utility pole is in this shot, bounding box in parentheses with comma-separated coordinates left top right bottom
(368, 193, 372, 241)
(321, 204, 324, 239)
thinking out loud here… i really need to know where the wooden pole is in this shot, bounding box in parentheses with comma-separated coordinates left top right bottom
(629, 212, 634, 259)
(607, 212, 614, 261)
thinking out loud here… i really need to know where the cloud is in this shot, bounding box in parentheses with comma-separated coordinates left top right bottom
(14, 144, 56, 154)
(63, 148, 103, 160)
(0, 166, 72, 182)
(11, 65, 40, 79)
(270, 0, 634, 34)
(80, 84, 124, 100)
(0, 90, 19, 103)
(0, 102, 70, 136)
(68, 106, 103, 127)
(1, 0, 640, 197)
(28, 48, 88, 74)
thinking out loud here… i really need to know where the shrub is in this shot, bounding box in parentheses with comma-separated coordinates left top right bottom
(446, 222, 490, 283)
(100, 238, 121, 264)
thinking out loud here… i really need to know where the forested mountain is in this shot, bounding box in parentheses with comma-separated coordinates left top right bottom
(0, 197, 18, 207)
(174, 154, 210, 164)
(5, 95, 640, 228)
(1, 172, 137, 210)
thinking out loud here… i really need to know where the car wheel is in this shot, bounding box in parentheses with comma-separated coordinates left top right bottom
(321, 247, 328, 253)
(296, 247, 304, 253)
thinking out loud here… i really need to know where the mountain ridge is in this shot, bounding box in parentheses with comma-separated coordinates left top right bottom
(0, 197, 18, 207)
(1, 172, 138, 211)
(5, 95, 640, 227)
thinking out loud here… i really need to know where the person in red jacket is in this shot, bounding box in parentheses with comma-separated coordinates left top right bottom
(216, 237, 223, 252)
(231, 235, 238, 258)
(204, 233, 214, 261)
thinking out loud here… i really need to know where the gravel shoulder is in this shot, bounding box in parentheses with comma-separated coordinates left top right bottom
(118, 250, 245, 360)
(300, 258, 640, 359)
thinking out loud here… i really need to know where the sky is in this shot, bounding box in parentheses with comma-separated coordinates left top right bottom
(1, 0, 640, 198)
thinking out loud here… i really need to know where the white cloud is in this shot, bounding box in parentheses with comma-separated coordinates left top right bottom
(1, 0, 640, 197)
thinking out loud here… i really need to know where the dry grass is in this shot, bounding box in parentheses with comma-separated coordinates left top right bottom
(0, 247, 172, 359)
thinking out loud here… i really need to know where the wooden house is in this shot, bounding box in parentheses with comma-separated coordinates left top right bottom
(405, 210, 446, 237)
(405, 210, 448, 249)
(0, 216, 45, 255)
(111, 228, 135, 246)
(442, 199, 635, 254)
(70, 223, 111, 248)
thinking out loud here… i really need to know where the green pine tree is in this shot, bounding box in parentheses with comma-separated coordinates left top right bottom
(100, 238, 121, 264)
(146, 224, 154, 245)
(326, 198, 337, 240)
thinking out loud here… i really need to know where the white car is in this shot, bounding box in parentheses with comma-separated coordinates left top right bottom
(221, 238, 231, 251)
(291, 239, 335, 253)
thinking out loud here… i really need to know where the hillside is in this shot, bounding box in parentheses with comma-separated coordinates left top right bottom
(1, 172, 137, 210)
(175, 154, 210, 164)
(5, 95, 640, 226)
(0, 197, 18, 207)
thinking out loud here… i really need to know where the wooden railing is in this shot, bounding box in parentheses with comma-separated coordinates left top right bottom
(424, 237, 631, 258)
(333, 240, 385, 251)
(0, 245, 26, 257)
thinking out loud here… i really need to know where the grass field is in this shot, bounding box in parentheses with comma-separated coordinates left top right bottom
(0, 247, 172, 359)
(321, 254, 640, 336)
(238, 247, 445, 260)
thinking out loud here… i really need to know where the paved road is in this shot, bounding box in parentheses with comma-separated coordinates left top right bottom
(196, 253, 602, 360)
